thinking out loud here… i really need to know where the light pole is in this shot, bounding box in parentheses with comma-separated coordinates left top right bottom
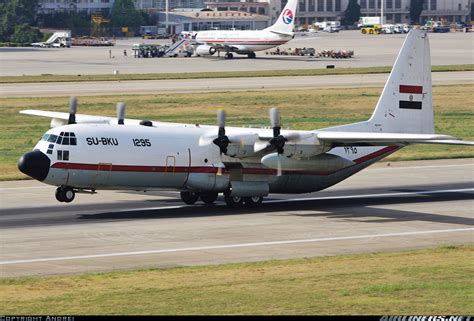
(381, 0, 384, 25)
(166, 0, 169, 35)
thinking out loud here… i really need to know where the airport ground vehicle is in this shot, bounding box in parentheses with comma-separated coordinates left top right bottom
(314, 21, 341, 33)
(18, 30, 473, 207)
(357, 16, 381, 28)
(361, 25, 382, 34)
(31, 31, 71, 48)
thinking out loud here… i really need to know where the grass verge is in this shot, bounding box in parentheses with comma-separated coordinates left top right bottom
(1, 85, 472, 181)
(0, 64, 473, 84)
(0, 245, 472, 315)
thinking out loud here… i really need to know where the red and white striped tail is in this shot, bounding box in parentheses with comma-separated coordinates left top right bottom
(368, 30, 434, 134)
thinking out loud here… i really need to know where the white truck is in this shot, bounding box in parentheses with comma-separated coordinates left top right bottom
(357, 17, 381, 28)
(314, 21, 341, 33)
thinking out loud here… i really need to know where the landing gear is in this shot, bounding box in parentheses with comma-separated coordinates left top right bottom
(55, 186, 75, 203)
(247, 52, 256, 59)
(180, 191, 200, 205)
(224, 195, 244, 208)
(224, 52, 234, 59)
(200, 192, 219, 204)
(243, 196, 263, 207)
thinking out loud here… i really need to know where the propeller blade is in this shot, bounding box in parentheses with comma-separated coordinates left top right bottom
(217, 109, 226, 131)
(276, 156, 282, 177)
(269, 107, 280, 129)
(68, 96, 77, 124)
(254, 139, 270, 153)
(116, 102, 125, 125)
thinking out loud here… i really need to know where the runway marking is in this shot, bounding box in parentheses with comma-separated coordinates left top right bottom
(0, 228, 472, 265)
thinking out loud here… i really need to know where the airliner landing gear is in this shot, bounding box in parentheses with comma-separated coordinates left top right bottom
(55, 186, 75, 203)
(243, 196, 263, 207)
(247, 52, 256, 59)
(224, 52, 234, 59)
(200, 192, 219, 204)
(180, 191, 199, 205)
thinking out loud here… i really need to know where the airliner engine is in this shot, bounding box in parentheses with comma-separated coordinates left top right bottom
(195, 45, 217, 56)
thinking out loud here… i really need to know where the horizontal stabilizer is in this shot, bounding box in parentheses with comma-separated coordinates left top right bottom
(269, 30, 294, 37)
(316, 131, 473, 146)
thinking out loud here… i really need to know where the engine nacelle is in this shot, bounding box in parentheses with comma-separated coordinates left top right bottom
(281, 141, 332, 158)
(195, 45, 216, 56)
(261, 153, 355, 173)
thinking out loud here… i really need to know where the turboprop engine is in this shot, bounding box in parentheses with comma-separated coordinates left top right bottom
(195, 45, 217, 56)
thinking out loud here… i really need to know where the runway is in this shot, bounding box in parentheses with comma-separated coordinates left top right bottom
(1, 71, 472, 97)
(1, 158, 473, 277)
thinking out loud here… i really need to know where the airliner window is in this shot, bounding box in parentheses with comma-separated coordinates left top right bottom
(63, 150, 69, 161)
(57, 136, 63, 144)
(57, 150, 63, 160)
(62, 137, 70, 145)
(42, 134, 50, 141)
(47, 134, 58, 143)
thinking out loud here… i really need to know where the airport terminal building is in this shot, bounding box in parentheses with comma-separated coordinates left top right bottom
(37, 0, 472, 26)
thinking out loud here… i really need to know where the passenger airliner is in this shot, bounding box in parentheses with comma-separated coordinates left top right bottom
(194, 0, 297, 59)
(18, 30, 473, 207)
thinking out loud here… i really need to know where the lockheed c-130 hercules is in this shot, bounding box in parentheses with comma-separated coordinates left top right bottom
(18, 30, 473, 208)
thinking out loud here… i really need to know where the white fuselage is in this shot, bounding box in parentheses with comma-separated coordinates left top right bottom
(33, 123, 398, 194)
(195, 30, 293, 53)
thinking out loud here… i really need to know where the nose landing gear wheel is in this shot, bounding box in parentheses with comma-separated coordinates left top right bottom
(180, 191, 199, 205)
(55, 186, 75, 203)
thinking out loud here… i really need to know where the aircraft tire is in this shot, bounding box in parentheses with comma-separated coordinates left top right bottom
(224, 53, 234, 59)
(200, 192, 218, 204)
(224, 195, 244, 208)
(59, 186, 75, 203)
(243, 196, 263, 207)
(181, 191, 199, 205)
(55, 187, 65, 202)
(247, 52, 256, 59)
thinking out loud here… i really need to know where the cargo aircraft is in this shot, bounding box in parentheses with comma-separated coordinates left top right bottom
(194, 0, 297, 59)
(18, 30, 473, 207)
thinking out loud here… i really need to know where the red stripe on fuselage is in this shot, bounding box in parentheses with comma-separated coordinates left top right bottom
(399, 85, 423, 94)
(51, 146, 400, 177)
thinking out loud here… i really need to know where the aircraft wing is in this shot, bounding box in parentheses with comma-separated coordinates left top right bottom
(316, 131, 474, 146)
(206, 43, 239, 52)
(268, 30, 294, 37)
(20, 110, 113, 124)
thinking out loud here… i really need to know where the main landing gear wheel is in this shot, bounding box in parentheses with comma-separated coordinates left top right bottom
(224, 52, 234, 59)
(200, 192, 219, 204)
(55, 186, 75, 203)
(243, 196, 263, 207)
(224, 195, 244, 208)
(180, 191, 199, 205)
(247, 52, 256, 59)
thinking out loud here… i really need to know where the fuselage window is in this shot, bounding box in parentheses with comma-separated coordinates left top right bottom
(57, 150, 63, 160)
(47, 144, 54, 155)
(57, 150, 69, 161)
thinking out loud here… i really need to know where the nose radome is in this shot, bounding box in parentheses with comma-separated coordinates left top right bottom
(18, 150, 51, 181)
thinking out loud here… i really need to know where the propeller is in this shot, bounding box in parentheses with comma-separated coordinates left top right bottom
(116, 102, 125, 125)
(212, 109, 230, 154)
(67, 96, 77, 125)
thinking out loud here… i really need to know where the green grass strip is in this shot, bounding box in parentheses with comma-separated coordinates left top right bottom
(1, 64, 472, 84)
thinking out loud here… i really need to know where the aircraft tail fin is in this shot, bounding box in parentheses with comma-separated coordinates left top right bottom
(324, 30, 434, 134)
(265, 0, 297, 34)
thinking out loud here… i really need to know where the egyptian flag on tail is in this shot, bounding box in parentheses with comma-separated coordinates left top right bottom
(399, 85, 423, 110)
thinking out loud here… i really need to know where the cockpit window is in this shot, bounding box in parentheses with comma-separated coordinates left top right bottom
(57, 132, 77, 146)
(41, 134, 50, 141)
(47, 135, 58, 143)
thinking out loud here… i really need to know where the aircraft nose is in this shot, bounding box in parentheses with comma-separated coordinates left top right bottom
(18, 150, 51, 181)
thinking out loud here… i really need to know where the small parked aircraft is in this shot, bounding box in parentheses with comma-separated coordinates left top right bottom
(194, 0, 297, 59)
(18, 30, 473, 207)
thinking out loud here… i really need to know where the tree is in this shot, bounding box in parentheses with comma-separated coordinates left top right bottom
(410, 0, 425, 24)
(342, 0, 361, 26)
(110, 0, 144, 28)
(0, 0, 40, 42)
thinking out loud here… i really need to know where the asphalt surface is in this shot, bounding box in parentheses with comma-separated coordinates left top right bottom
(1, 158, 473, 277)
(1, 71, 472, 97)
(0, 31, 472, 76)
